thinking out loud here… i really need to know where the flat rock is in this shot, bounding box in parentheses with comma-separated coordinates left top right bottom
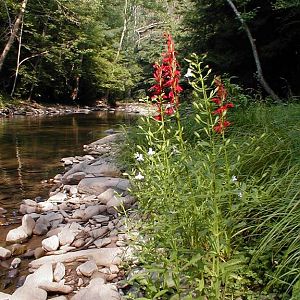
(48, 192, 67, 203)
(29, 248, 124, 269)
(89, 227, 109, 239)
(78, 177, 129, 195)
(76, 260, 98, 277)
(93, 238, 111, 248)
(6, 226, 28, 243)
(0, 247, 11, 259)
(39, 282, 73, 294)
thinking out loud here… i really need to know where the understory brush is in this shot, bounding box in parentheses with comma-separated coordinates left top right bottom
(121, 38, 300, 299)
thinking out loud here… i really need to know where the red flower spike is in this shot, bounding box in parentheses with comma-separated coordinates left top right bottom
(211, 77, 234, 134)
(149, 33, 183, 121)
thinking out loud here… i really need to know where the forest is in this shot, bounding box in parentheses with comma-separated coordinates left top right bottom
(0, 0, 299, 105)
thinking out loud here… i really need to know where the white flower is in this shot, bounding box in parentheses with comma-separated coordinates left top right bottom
(232, 175, 238, 182)
(135, 172, 144, 180)
(134, 152, 144, 161)
(238, 191, 243, 198)
(184, 68, 193, 78)
(147, 148, 155, 156)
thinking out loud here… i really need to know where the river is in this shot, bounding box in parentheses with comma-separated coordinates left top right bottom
(0, 111, 136, 243)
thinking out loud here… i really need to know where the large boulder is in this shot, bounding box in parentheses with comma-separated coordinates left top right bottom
(78, 177, 129, 195)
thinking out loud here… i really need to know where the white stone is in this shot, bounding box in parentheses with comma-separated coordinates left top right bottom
(0, 247, 11, 259)
(38, 202, 56, 212)
(48, 192, 67, 203)
(24, 263, 53, 287)
(54, 262, 65, 282)
(42, 235, 60, 252)
(58, 228, 75, 246)
(21, 215, 35, 236)
(6, 226, 28, 243)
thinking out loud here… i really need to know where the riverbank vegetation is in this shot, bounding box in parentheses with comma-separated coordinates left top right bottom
(120, 34, 300, 299)
(0, 0, 299, 105)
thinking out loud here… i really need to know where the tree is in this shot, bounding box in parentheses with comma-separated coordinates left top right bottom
(225, 0, 281, 102)
(0, 0, 28, 72)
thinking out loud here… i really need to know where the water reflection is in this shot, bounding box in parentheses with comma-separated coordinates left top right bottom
(0, 111, 135, 210)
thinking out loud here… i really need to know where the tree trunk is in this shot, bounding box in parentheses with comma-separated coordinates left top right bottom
(0, 0, 28, 72)
(115, 0, 129, 62)
(225, 0, 281, 103)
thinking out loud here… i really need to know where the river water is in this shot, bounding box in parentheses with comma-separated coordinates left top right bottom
(0, 110, 135, 234)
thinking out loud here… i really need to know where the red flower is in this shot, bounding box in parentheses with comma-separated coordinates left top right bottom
(149, 33, 183, 121)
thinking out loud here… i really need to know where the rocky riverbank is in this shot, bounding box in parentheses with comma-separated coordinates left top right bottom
(0, 132, 139, 300)
(0, 101, 152, 118)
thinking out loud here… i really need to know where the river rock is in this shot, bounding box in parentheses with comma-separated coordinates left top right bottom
(23, 199, 37, 207)
(97, 188, 115, 204)
(70, 278, 121, 300)
(38, 201, 57, 212)
(34, 247, 46, 259)
(78, 177, 129, 196)
(89, 227, 109, 239)
(92, 215, 110, 223)
(33, 216, 50, 235)
(39, 282, 73, 294)
(83, 205, 101, 221)
(93, 237, 111, 248)
(58, 228, 75, 246)
(10, 244, 27, 256)
(0, 247, 11, 259)
(10, 258, 21, 268)
(54, 262, 65, 282)
(48, 192, 67, 203)
(6, 226, 28, 243)
(72, 209, 84, 219)
(42, 235, 60, 252)
(63, 171, 86, 185)
(24, 263, 53, 286)
(29, 248, 123, 269)
(21, 215, 36, 236)
(76, 260, 98, 277)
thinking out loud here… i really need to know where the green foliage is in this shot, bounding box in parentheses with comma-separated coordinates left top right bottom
(121, 54, 300, 299)
(181, 0, 300, 98)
